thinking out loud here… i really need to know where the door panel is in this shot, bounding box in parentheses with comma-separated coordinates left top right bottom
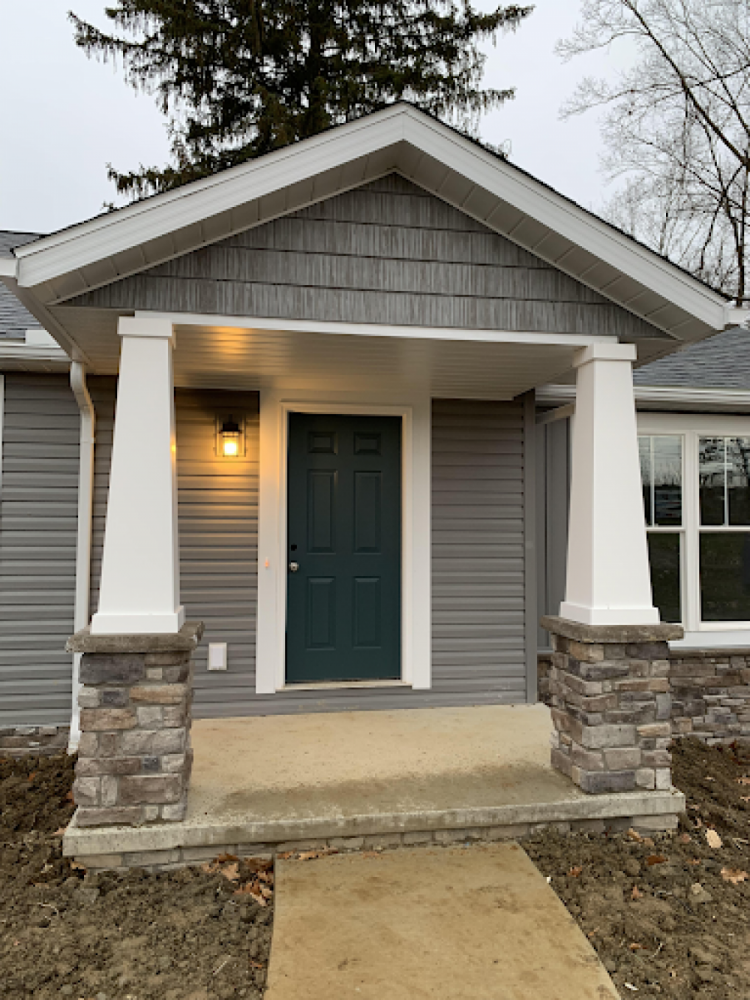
(287, 413, 401, 683)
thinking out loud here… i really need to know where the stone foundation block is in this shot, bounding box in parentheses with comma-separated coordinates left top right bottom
(542, 616, 682, 796)
(67, 621, 203, 827)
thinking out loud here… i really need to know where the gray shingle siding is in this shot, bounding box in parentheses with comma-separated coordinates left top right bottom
(65, 175, 664, 340)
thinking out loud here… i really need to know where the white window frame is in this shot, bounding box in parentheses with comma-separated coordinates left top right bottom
(638, 412, 750, 641)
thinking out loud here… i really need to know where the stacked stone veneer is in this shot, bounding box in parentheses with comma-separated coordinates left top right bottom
(0, 725, 69, 758)
(68, 621, 203, 827)
(542, 616, 684, 795)
(671, 649, 750, 745)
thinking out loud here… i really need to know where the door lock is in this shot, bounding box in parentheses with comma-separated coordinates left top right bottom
(289, 561, 300, 573)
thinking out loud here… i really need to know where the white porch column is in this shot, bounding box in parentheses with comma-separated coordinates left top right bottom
(91, 317, 184, 635)
(560, 342, 659, 626)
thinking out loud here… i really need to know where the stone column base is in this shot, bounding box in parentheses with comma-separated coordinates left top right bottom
(541, 616, 683, 794)
(66, 621, 204, 827)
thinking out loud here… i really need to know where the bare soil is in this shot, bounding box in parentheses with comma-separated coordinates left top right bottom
(3, 739, 750, 999)
(0, 753, 272, 1000)
(525, 738, 750, 999)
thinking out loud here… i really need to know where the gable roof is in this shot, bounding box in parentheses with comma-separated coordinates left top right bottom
(2, 103, 741, 368)
(635, 325, 750, 390)
(0, 232, 43, 339)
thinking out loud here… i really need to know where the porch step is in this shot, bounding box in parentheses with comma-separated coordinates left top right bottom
(63, 785, 683, 872)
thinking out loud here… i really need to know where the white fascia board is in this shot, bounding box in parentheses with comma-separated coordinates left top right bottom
(0, 342, 69, 363)
(14, 108, 408, 290)
(149, 310, 612, 348)
(14, 104, 729, 333)
(0, 258, 17, 278)
(402, 112, 729, 330)
(538, 382, 750, 410)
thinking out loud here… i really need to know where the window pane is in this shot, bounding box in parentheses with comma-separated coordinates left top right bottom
(699, 437, 726, 525)
(700, 532, 750, 621)
(647, 533, 681, 623)
(727, 437, 750, 525)
(653, 436, 682, 526)
(639, 437, 652, 526)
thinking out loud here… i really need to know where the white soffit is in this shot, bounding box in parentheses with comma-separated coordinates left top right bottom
(12, 104, 732, 341)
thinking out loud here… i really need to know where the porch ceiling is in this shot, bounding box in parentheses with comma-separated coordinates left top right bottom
(55, 311, 589, 397)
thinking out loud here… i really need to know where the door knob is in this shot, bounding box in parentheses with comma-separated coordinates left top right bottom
(289, 561, 300, 573)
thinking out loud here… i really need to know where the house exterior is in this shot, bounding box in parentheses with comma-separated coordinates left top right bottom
(0, 104, 746, 815)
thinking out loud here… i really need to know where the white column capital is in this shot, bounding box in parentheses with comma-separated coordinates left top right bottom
(119, 316, 176, 346)
(573, 342, 637, 368)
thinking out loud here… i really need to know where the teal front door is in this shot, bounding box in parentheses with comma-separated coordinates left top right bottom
(286, 413, 402, 683)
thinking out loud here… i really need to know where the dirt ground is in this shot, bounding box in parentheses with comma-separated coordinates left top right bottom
(3, 739, 750, 999)
(0, 753, 273, 1000)
(526, 738, 750, 999)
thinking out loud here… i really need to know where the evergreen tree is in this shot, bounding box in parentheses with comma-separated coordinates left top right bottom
(70, 1, 532, 199)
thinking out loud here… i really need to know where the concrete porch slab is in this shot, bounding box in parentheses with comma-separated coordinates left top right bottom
(265, 843, 620, 1000)
(63, 705, 685, 866)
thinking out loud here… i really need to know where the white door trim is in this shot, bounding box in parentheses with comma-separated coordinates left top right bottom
(256, 388, 431, 694)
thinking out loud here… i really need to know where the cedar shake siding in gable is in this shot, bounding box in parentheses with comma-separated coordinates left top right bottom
(0, 374, 79, 726)
(65, 175, 663, 341)
(85, 384, 530, 717)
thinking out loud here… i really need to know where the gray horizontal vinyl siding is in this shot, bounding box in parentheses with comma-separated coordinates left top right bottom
(89, 388, 530, 716)
(67, 175, 662, 341)
(0, 374, 78, 725)
(536, 417, 571, 650)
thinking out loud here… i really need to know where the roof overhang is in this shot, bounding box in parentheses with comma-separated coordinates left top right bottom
(4, 103, 743, 372)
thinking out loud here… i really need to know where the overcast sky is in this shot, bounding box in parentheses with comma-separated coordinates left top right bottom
(0, 1, 636, 234)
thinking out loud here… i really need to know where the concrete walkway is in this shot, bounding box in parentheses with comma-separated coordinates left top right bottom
(265, 843, 619, 1000)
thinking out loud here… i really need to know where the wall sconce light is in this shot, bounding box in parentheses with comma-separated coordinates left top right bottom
(218, 415, 243, 458)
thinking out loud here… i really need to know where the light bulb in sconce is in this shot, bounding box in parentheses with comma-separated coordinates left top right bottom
(219, 415, 241, 458)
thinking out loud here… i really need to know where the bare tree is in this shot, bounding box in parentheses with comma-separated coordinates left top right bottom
(558, 0, 750, 303)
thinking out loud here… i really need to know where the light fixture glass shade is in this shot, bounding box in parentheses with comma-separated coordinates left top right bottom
(219, 416, 241, 458)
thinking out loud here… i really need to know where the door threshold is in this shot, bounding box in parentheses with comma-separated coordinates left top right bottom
(281, 679, 410, 692)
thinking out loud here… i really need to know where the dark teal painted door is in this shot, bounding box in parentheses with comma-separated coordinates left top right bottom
(286, 413, 401, 683)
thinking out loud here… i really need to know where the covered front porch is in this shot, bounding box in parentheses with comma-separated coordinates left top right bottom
(63, 704, 684, 869)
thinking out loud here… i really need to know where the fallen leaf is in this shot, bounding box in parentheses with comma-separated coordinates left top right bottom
(568, 865, 584, 877)
(741, 797, 750, 803)
(624, 984, 639, 992)
(249, 960, 266, 970)
(687, 858, 701, 866)
(52, 828, 66, 837)
(721, 868, 748, 884)
(703, 776, 716, 782)
(221, 863, 240, 882)
(233, 885, 267, 905)
(629, 943, 645, 951)
(27, 772, 37, 782)
(626, 829, 643, 842)
(297, 849, 337, 861)
(631, 886, 643, 899)
(277, 851, 295, 860)
(69, 861, 86, 872)
(737, 777, 750, 785)
(706, 829, 723, 849)
(65, 791, 74, 802)
(216, 853, 239, 864)
(646, 855, 668, 866)
(679, 834, 692, 844)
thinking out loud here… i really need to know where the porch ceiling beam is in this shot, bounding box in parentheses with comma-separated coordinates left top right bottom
(141, 311, 615, 350)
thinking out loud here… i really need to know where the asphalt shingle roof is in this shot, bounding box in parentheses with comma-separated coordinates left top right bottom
(0, 231, 43, 339)
(635, 326, 750, 391)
